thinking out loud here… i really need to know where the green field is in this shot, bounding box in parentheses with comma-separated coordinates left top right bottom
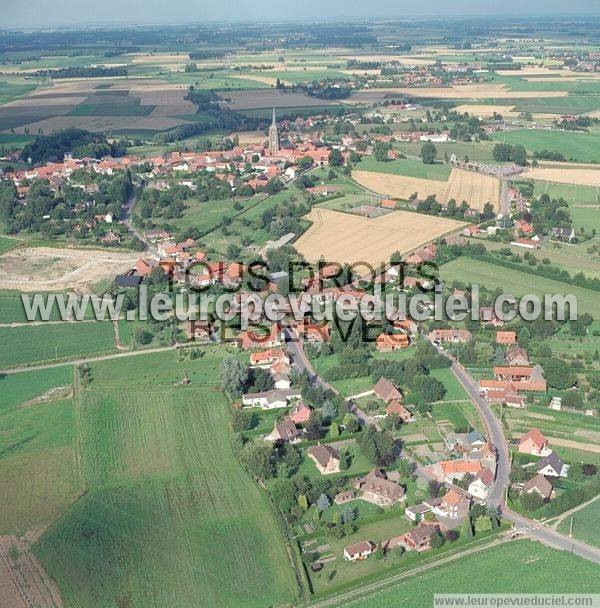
(34, 349, 297, 608)
(0, 235, 20, 254)
(357, 156, 451, 181)
(0, 321, 118, 368)
(531, 181, 600, 204)
(0, 366, 73, 412)
(492, 129, 600, 163)
(395, 141, 497, 163)
(557, 498, 600, 548)
(338, 540, 600, 607)
(0, 398, 79, 534)
(440, 257, 600, 318)
(0, 80, 37, 105)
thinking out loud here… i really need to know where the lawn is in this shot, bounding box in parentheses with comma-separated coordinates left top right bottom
(0, 321, 118, 368)
(492, 129, 600, 163)
(557, 498, 600, 548)
(440, 257, 600, 318)
(176, 196, 256, 233)
(34, 354, 298, 608)
(357, 156, 451, 181)
(0, 398, 79, 534)
(337, 540, 600, 607)
(0, 366, 73, 412)
(0, 234, 21, 254)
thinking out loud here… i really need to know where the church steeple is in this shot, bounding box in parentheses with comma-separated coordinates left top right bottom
(268, 106, 280, 154)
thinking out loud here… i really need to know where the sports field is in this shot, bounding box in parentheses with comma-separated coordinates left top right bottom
(295, 207, 465, 266)
(33, 350, 297, 608)
(337, 540, 600, 608)
(441, 257, 600, 318)
(353, 168, 501, 210)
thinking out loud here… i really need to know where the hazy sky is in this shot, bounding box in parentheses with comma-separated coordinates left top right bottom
(3, 0, 600, 28)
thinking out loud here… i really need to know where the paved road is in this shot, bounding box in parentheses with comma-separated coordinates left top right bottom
(442, 347, 600, 564)
(0, 345, 177, 375)
(119, 190, 157, 255)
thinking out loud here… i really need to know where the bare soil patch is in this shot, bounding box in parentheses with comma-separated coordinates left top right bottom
(0, 247, 138, 291)
(220, 89, 338, 110)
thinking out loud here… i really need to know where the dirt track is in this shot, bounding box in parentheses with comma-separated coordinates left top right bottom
(0, 247, 138, 291)
(0, 536, 63, 608)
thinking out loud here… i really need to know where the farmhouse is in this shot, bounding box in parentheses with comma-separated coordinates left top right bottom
(307, 444, 341, 475)
(250, 348, 290, 368)
(354, 469, 406, 507)
(493, 365, 547, 392)
(523, 474, 555, 501)
(344, 540, 375, 562)
(518, 428, 551, 456)
(334, 490, 355, 505)
(426, 459, 483, 483)
(374, 377, 403, 403)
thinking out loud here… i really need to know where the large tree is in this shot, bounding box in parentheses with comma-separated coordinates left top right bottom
(220, 356, 249, 397)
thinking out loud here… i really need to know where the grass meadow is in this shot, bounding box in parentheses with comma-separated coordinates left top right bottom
(0, 398, 79, 534)
(357, 156, 451, 181)
(0, 366, 73, 412)
(492, 129, 600, 163)
(440, 257, 600, 318)
(338, 540, 600, 607)
(557, 498, 600, 548)
(34, 360, 298, 608)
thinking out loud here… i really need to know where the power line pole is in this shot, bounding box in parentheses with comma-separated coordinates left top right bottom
(569, 516, 573, 538)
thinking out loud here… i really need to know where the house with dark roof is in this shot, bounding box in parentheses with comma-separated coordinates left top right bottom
(354, 469, 405, 507)
(266, 419, 300, 444)
(373, 377, 402, 403)
(537, 452, 568, 478)
(523, 474, 555, 500)
(307, 444, 340, 475)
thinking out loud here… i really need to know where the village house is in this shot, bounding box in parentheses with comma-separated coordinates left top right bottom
(480, 307, 504, 327)
(288, 401, 312, 424)
(307, 444, 341, 475)
(185, 320, 213, 341)
(334, 490, 355, 505)
(386, 399, 413, 423)
(241, 324, 283, 350)
(241, 389, 302, 409)
(266, 419, 300, 444)
(398, 524, 439, 553)
(428, 329, 472, 344)
(429, 489, 471, 520)
(249, 348, 289, 368)
(468, 467, 495, 500)
(493, 365, 547, 392)
(496, 331, 517, 345)
(404, 503, 432, 523)
(426, 459, 483, 484)
(343, 540, 375, 562)
(373, 377, 403, 403)
(505, 346, 530, 366)
(354, 469, 406, 507)
(523, 474, 555, 501)
(537, 452, 568, 478)
(518, 428, 552, 456)
(376, 332, 409, 352)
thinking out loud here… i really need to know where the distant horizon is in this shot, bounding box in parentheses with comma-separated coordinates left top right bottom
(2, 0, 600, 30)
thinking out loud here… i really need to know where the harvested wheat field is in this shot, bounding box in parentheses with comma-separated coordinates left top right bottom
(231, 130, 266, 144)
(353, 168, 500, 211)
(524, 167, 600, 187)
(294, 208, 465, 266)
(453, 104, 518, 117)
(0, 247, 138, 291)
(351, 84, 568, 101)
